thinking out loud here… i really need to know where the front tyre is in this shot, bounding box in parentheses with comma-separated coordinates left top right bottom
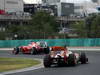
(30, 47, 37, 55)
(12, 47, 19, 55)
(43, 55, 51, 68)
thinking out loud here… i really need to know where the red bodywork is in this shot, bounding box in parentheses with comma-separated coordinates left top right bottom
(50, 46, 68, 62)
(19, 42, 44, 54)
(51, 46, 67, 56)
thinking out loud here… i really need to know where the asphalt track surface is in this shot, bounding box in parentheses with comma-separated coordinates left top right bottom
(0, 50, 100, 75)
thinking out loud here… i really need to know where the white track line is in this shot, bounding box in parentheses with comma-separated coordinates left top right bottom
(0, 59, 43, 75)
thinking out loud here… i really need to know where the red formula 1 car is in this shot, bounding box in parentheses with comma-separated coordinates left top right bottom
(12, 41, 50, 55)
(43, 46, 88, 67)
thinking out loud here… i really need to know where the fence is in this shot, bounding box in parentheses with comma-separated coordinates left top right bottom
(0, 38, 100, 48)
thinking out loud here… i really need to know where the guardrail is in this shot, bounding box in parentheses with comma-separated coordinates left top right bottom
(57, 17, 84, 21)
(0, 15, 31, 20)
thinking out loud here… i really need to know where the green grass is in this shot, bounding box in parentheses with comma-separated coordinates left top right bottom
(0, 57, 40, 72)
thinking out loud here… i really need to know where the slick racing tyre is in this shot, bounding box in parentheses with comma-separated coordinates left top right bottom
(12, 47, 19, 55)
(68, 54, 77, 66)
(80, 52, 88, 64)
(30, 47, 37, 55)
(43, 55, 52, 68)
(44, 47, 50, 54)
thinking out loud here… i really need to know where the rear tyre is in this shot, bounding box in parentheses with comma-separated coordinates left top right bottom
(12, 47, 19, 55)
(57, 57, 63, 66)
(68, 54, 77, 66)
(43, 55, 51, 68)
(44, 47, 50, 54)
(30, 47, 37, 55)
(80, 52, 88, 64)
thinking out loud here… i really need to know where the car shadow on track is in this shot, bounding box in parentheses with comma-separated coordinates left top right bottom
(47, 62, 89, 68)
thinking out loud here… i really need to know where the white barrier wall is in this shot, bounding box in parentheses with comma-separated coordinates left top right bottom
(68, 47, 100, 51)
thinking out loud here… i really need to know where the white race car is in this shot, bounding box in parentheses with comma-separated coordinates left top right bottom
(43, 46, 88, 67)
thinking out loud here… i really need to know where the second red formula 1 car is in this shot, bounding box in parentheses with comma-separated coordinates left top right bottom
(12, 41, 50, 55)
(43, 46, 88, 67)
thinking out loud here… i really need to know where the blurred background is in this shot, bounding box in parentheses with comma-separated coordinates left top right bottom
(0, 0, 100, 40)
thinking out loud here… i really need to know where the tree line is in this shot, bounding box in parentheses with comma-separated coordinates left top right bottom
(0, 11, 100, 40)
(72, 13, 100, 38)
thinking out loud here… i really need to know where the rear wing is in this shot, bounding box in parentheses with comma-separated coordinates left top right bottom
(51, 46, 67, 51)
